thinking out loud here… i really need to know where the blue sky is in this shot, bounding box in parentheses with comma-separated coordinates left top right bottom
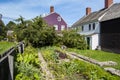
(0, 0, 120, 26)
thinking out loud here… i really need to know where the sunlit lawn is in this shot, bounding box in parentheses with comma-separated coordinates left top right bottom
(68, 48, 120, 70)
(0, 41, 15, 54)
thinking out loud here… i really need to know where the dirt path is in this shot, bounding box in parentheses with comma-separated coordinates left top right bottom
(38, 51, 54, 80)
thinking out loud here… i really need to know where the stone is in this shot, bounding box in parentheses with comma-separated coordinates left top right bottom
(104, 67, 120, 76)
(61, 45, 67, 50)
(98, 61, 117, 67)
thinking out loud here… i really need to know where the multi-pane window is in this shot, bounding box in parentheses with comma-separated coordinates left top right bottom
(54, 25, 58, 30)
(61, 25, 65, 31)
(89, 24, 91, 30)
(93, 23, 95, 30)
(82, 26, 84, 31)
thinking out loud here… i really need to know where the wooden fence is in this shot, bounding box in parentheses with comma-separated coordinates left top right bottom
(0, 42, 24, 80)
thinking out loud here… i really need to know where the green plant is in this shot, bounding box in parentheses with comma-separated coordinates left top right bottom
(62, 30, 87, 50)
(15, 46, 43, 80)
(68, 48, 120, 70)
(40, 46, 120, 80)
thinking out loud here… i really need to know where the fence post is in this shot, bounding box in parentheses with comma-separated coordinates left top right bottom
(8, 55, 14, 80)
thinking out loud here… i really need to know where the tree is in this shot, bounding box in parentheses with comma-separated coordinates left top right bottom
(0, 20, 6, 40)
(6, 21, 16, 30)
(62, 30, 87, 49)
(14, 16, 57, 47)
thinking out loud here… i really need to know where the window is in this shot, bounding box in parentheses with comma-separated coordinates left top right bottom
(89, 24, 91, 30)
(61, 25, 65, 31)
(57, 16, 61, 22)
(82, 26, 84, 31)
(93, 23, 95, 30)
(54, 25, 58, 30)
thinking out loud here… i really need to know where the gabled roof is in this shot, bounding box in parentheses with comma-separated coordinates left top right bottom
(101, 3, 120, 21)
(43, 12, 67, 26)
(72, 3, 120, 28)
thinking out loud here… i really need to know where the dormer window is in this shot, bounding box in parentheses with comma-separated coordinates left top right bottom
(93, 23, 95, 30)
(89, 24, 91, 30)
(57, 16, 61, 22)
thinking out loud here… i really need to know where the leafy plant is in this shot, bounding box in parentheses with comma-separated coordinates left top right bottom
(62, 30, 87, 50)
(40, 46, 120, 80)
(15, 46, 44, 80)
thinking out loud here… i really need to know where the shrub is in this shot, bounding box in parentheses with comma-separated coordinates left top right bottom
(62, 30, 87, 50)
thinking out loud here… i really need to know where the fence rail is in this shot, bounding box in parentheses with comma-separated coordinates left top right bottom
(0, 42, 24, 80)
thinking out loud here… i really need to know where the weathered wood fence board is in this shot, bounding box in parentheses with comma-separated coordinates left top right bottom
(0, 42, 24, 80)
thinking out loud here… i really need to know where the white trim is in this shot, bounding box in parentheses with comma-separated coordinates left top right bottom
(54, 25, 58, 30)
(98, 12, 107, 21)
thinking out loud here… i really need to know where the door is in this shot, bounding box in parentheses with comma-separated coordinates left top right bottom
(86, 37, 91, 49)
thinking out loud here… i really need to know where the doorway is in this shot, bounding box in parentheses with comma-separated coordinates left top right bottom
(86, 37, 91, 49)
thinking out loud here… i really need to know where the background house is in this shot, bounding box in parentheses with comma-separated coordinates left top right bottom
(72, 0, 120, 53)
(43, 6, 67, 32)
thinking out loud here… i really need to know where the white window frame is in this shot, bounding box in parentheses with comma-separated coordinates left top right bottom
(54, 25, 58, 30)
(61, 25, 65, 31)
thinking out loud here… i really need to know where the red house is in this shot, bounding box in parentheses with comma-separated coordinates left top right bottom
(43, 6, 67, 32)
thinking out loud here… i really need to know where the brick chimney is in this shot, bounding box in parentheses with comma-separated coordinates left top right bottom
(50, 6, 54, 13)
(105, 0, 113, 8)
(86, 7, 91, 15)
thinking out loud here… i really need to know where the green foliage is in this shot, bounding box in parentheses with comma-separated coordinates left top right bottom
(15, 46, 43, 80)
(68, 48, 120, 70)
(14, 16, 57, 47)
(0, 20, 6, 40)
(62, 30, 87, 49)
(6, 21, 16, 30)
(40, 46, 120, 80)
(6, 16, 86, 49)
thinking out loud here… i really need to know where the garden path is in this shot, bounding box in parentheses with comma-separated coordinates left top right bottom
(38, 51, 54, 80)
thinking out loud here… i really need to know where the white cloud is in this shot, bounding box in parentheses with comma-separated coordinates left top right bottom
(0, 0, 120, 24)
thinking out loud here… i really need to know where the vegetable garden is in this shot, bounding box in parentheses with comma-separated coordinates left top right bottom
(15, 46, 44, 80)
(40, 46, 120, 80)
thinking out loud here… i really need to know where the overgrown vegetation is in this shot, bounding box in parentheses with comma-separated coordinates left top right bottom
(12, 16, 57, 47)
(40, 46, 120, 80)
(0, 20, 6, 40)
(15, 46, 44, 80)
(6, 16, 86, 50)
(62, 30, 87, 49)
(68, 48, 120, 70)
(0, 41, 15, 54)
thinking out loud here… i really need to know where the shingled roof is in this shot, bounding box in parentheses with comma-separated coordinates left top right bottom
(101, 3, 120, 21)
(72, 3, 120, 28)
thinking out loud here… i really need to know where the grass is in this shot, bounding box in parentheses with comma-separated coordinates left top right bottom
(67, 48, 120, 70)
(40, 46, 120, 80)
(0, 41, 15, 55)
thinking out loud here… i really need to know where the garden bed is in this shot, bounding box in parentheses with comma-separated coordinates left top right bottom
(40, 46, 120, 80)
(15, 46, 44, 80)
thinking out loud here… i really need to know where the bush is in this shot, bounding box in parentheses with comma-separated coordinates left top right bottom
(14, 16, 57, 47)
(62, 30, 87, 50)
